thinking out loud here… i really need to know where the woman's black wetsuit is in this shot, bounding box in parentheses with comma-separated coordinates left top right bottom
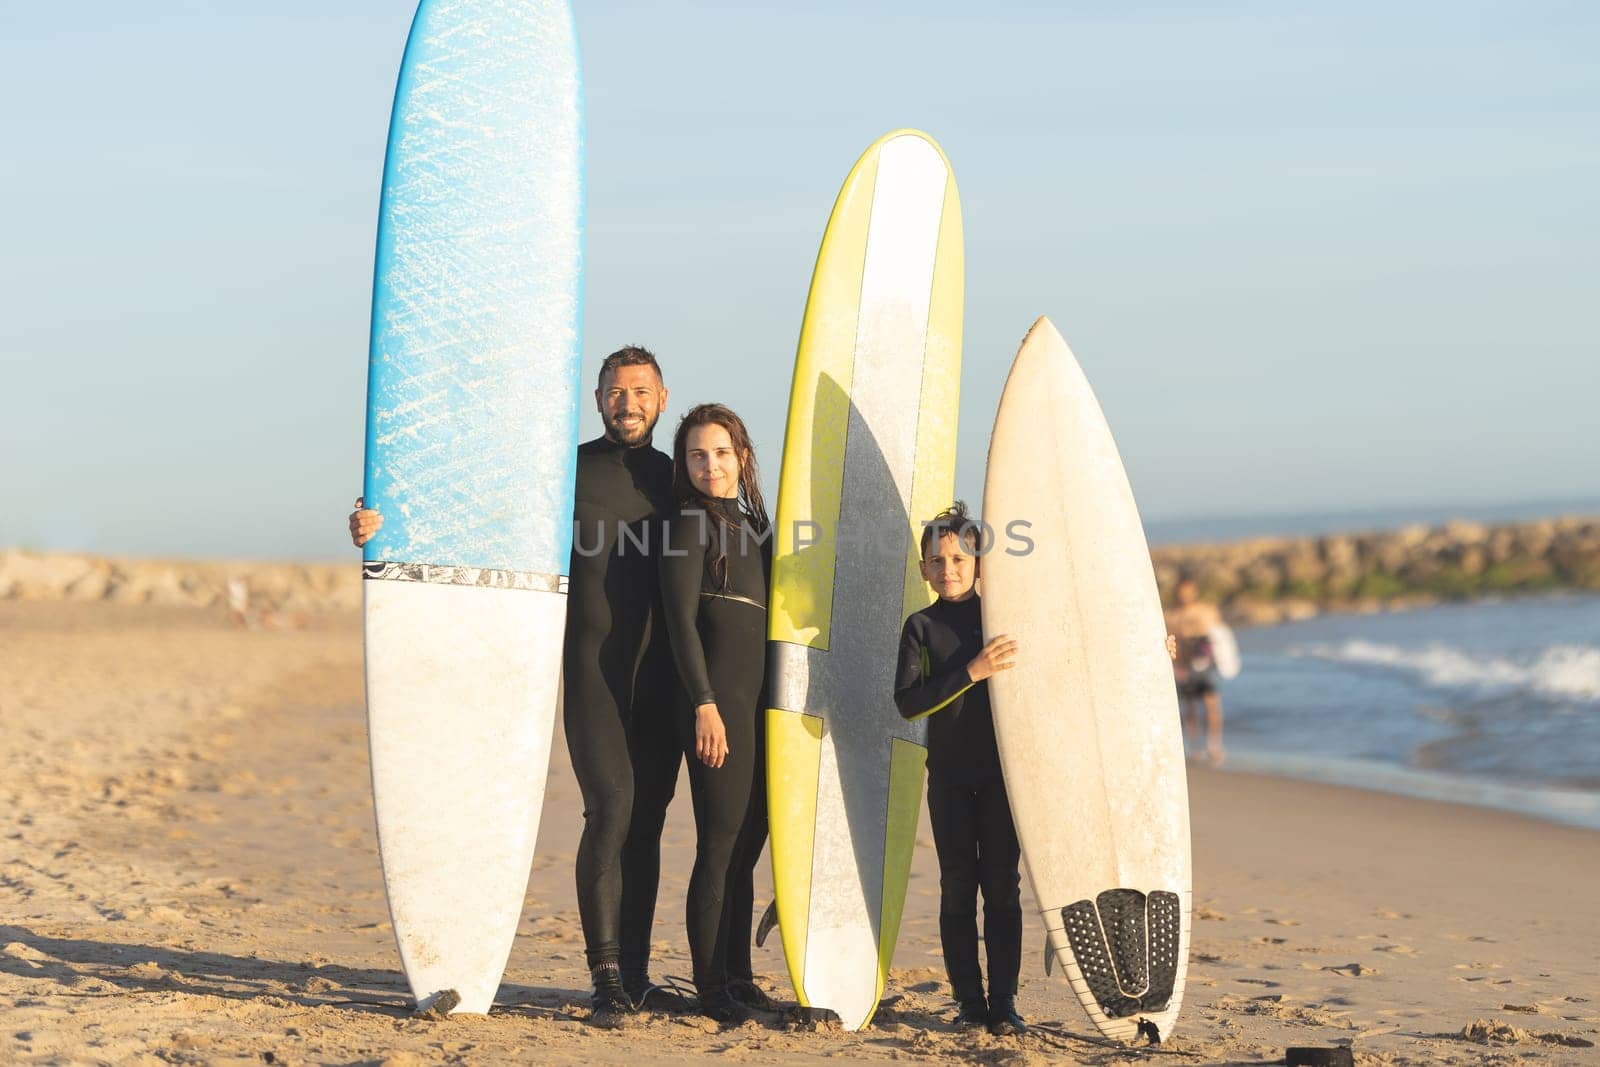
(657, 497, 772, 995)
(564, 435, 682, 984)
(893, 593, 1022, 1008)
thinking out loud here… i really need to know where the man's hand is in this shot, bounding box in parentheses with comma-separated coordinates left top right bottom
(695, 703, 729, 768)
(349, 497, 383, 548)
(1166, 633, 1178, 661)
(967, 635, 1019, 683)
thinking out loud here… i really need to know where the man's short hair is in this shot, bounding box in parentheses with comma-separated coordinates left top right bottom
(597, 345, 662, 389)
(919, 500, 981, 558)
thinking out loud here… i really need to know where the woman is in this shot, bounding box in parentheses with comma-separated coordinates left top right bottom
(657, 403, 774, 1022)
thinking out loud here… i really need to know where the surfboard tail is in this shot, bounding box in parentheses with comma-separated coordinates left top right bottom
(766, 706, 823, 1009)
(1045, 886, 1191, 1043)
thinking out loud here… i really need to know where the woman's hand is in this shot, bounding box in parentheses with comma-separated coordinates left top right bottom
(1166, 633, 1178, 661)
(695, 703, 729, 768)
(966, 635, 1019, 683)
(349, 497, 383, 548)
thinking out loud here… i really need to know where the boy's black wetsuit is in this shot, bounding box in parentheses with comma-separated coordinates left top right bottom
(564, 436, 682, 986)
(894, 593, 1022, 1007)
(657, 498, 772, 995)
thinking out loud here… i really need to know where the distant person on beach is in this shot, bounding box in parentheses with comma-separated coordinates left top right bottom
(1165, 577, 1226, 765)
(350, 345, 683, 1028)
(894, 502, 1027, 1037)
(655, 404, 774, 1024)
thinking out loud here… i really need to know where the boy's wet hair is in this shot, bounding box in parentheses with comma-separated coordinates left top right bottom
(919, 500, 981, 558)
(597, 345, 662, 389)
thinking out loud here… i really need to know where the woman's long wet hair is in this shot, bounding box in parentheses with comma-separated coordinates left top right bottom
(672, 403, 770, 589)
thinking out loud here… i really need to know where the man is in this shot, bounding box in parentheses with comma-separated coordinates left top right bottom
(1164, 577, 1226, 765)
(350, 345, 681, 1028)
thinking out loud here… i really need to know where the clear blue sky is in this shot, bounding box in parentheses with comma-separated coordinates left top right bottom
(2, 2, 1595, 559)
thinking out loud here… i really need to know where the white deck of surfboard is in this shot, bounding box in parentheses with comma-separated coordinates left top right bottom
(366, 581, 563, 1012)
(775, 134, 949, 1031)
(981, 317, 1192, 1042)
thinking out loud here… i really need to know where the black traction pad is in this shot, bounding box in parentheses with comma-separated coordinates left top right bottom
(1061, 889, 1182, 1018)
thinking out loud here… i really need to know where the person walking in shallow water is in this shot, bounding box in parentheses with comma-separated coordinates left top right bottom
(655, 403, 774, 1024)
(351, 345, 684, 1028)
(1166, 577, 1227, 765)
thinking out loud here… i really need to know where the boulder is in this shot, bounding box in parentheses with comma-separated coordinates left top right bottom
(1280, 597, 1320, 621)
(64, 560, 115, 601)
(1281, 547, 1325, 588)
(1318, 534, 1358, 571)
(1225, 597, 1283, 626)
(2, 552, 97, 599)
(1442, 520, 1488, 544)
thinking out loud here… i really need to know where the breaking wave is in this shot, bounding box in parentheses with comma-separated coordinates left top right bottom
(1290, 640, 1600, 704)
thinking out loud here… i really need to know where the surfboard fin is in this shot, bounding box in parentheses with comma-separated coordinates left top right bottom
(1044, 943, 1053, 976)
(414, 988, 461, 1018)
(755, 900, 779, 947)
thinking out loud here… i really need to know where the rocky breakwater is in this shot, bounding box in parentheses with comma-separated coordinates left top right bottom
(0, 551, 359, 616)
(1151, 517, 1600, 627)
(5, 515, 1598, 629)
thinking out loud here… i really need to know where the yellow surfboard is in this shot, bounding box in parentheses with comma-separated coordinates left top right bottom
(766, 129, 962, 1031)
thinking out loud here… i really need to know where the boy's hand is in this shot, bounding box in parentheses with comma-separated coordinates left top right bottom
(695, 703, 729, 768)
(1166, 633, 1178, 661)
(967, 635, 1019, 683)
(349, 497, 383, 548)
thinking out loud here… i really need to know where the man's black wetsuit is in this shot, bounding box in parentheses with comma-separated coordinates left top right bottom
(893, 593, 1022, 1007)
(657, 498, 772, 995)
(565, 436, 681, 984)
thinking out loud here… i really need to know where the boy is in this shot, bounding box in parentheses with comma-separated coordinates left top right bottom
(893, 502, 1025, 1036)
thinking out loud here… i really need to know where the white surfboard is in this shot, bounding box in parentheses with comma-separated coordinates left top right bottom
(361, 0, 582, 1014)
(1209, 623, 1241, 681)
(981, 317, 1192, 1043)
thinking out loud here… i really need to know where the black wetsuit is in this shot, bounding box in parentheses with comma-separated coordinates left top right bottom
(657, 498, 772, 994)
(564, 436, 682, 980)
(894, 593, 1022, 1005)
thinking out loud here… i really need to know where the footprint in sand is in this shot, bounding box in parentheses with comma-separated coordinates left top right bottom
(1461, 1018, 1598, 1049)
(1264, 917, 1300, 926)
(128, 961, 179, 984)
(1, 942, 53, 970)
(1373, 943, 1417, 955)
(1321, 962, 1376, 978)
(1256, 936, 1287, 945)
(1454, 966, 1511, 985)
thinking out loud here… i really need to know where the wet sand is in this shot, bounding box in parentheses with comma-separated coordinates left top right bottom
(2, 601, 1596, 1065)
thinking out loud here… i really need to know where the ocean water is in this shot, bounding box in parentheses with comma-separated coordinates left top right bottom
(1143, 496, 1600, 546)
(1217, 593, 1600, 830)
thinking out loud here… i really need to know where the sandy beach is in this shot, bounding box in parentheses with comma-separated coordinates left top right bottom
(2, 599, 1597, 1065)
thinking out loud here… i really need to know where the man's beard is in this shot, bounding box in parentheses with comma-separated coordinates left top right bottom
(606, 412, 656, 446)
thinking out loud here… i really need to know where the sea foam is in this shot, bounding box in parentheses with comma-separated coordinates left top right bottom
(1292, 640, 1600, 704)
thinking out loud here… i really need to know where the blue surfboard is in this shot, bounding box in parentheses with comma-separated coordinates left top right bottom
(361, 0, 582, 1014)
